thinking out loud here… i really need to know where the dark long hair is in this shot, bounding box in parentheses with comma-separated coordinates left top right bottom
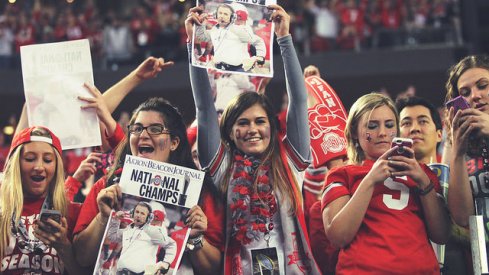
(220, 92, 299, 212)
(445, 54, 489, 102)
(107, 98, 196, 184)
(444, 55, 489, 145)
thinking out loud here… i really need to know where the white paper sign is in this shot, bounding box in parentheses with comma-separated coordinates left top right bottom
(21, 39, 101, 150)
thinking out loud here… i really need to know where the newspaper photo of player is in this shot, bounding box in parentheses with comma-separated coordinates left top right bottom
(93, 195, 193, 275)
(192, 0, 276, 77)
(92, 155, 204, 275)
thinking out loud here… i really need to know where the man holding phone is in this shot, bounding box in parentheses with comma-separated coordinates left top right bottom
(397, 96, 470, 274)
(397, 97, 443, 164)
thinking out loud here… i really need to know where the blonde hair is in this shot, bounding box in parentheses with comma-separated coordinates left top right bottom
(0, 141, 67, 260)
(345, 93, 399, 164)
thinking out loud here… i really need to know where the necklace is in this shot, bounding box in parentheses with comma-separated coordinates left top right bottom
(229, 152, 278, 246)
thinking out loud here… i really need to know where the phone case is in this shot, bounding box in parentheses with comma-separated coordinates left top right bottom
(445, 95, 470, 113)
(391, 137, 413, 157)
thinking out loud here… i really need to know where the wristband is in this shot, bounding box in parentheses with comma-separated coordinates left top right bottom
(416, 181, 434, 196)
(186, 234, 204, 251)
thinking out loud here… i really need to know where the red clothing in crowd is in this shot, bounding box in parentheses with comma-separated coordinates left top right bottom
(1, 198, 81, 274)
(308, 201, 339, 275)
(321, 160, 440, 274)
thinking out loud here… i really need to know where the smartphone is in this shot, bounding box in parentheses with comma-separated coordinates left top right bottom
(445, 95, 470, 113)
(39, 209, 61, 233)
(390, 137, 413, 158)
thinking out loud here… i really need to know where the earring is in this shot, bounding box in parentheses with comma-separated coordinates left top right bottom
(354, 140, 360, 148)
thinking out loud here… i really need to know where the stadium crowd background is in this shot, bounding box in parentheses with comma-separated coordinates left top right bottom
(0, 0, 472, 180)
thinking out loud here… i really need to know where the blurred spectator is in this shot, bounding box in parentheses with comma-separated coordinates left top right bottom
(103, 15, 133, 70)
(0, 0, 463, 66)
(130, 6, 158, 61)
(338, 0, 365, 50)
(66, 12, 85, 41)
(117, 111, 130, 134)
(0, 16, 13, 69)
(307, 0, 338, 52)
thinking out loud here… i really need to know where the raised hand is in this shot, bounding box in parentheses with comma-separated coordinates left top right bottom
(79, 83, 116, 133)
(72, 152, 103, 183)
(185, 205, 207, 238)
(133, 57, 174, 80)
(97, 184, 122, 219)
(267, 4, 290, 38)
(185, 6, 206, 42)
(304, 65, 321, 78)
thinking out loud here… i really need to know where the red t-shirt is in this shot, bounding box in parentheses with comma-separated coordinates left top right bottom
(321, 160, 440, 274)
(308, 200, 339, 275)
(74, 177, 225, 252)
(1, 198, 81, 274)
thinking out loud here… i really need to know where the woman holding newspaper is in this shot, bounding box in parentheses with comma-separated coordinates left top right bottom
(187, 4, 320, 274)
(0, 126, 88, 274)
(72, 62, 224, 274)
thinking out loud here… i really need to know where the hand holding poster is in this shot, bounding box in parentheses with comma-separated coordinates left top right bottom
(192, 0, 276, 77)
(20, 39, 101, 150)
(93, 155, 204, 275)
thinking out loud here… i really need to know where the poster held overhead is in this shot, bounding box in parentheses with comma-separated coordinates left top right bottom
(192, 0, 276, 77)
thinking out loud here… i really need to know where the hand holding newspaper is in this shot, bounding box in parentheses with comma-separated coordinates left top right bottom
(93, 155, 204, 275)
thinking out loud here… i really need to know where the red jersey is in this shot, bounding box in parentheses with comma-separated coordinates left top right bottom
(308, 201, 339, 275)
(1, 198, 81, 274)
(321, 160, 440, 274)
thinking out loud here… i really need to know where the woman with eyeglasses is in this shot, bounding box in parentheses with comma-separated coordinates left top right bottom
(72, 98, 224, 272)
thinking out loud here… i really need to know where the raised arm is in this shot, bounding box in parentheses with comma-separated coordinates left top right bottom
(102, 57, 174, 113)
(270, 5, 310, 159)
(186, 7, 221, 168)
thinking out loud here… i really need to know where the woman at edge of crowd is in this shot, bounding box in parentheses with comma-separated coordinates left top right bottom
(321, 93, 449, 274)
(186, 4, 320, 274)
(445, 55, 489, 240)
(0, 126, 89, 274)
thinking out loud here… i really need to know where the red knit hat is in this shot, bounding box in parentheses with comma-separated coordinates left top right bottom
(8, 126, 62, 159)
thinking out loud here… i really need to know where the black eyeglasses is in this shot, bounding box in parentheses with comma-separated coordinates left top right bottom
(128, 124, 170, 135)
